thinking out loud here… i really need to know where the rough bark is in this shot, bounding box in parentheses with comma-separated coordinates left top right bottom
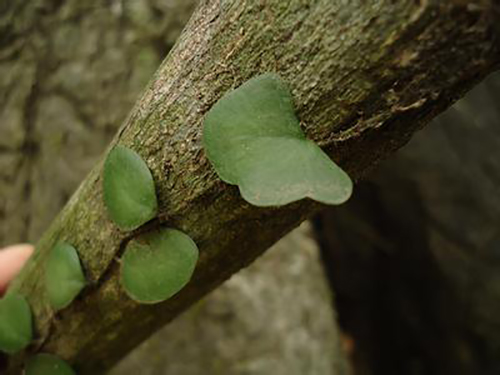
(315, 71, 500, 375)
(3, 0, 500, 373)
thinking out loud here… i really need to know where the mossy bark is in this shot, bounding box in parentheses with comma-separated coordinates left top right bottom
(3, 0, 500, 373)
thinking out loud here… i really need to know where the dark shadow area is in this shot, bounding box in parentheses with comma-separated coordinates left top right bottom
(314, 72, 500, 375)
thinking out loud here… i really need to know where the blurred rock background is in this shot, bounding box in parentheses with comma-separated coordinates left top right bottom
(0, 0, 195, 243)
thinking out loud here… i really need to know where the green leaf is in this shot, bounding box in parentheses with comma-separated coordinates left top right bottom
(103, 145, 158, 231)
(25, 354, 76, 375)
(120, 228, 199, 304)
(203, 73, 353, 207)
(45, 242, 86, 310)
(0, 293, 32, 354)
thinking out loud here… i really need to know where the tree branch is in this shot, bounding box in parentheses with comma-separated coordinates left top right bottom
(4, 0, 500, 373)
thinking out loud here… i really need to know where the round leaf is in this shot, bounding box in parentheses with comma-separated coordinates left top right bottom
(25, 354, 76, 375)
(120, 228, 199, 304)
(0, 293, 32, 354)
(103, 145, 158, 231)
(45, 242, 86, 310)
(203, 73, 353, 207)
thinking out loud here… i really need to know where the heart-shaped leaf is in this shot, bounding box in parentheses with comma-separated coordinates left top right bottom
(203, 73, 353, 207)
(120, 228, 199, 304)
(103, 145, 158, 231)
(0, 293, 32, 354)
(25, 354, 76, 375)
(45, 242, 86, 310)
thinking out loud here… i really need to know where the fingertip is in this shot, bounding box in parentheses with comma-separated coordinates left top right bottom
(0, 244, 35, 295)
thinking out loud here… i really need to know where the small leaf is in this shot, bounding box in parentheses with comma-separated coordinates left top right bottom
(45, 242, 86, 310)
(25, 353, 76, 375)
(120, 228, 199, 304)
(103, 145, 158, 231)
(0, 293, 32, 354)
(203, 73, 353, 207)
